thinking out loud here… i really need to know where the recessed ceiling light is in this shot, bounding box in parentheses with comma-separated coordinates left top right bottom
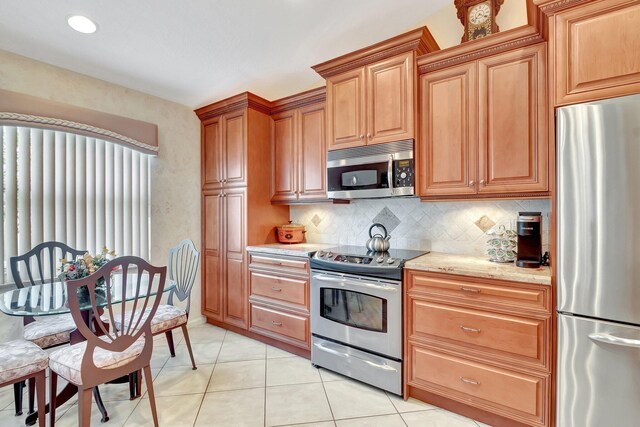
(67, 15, 97, 34)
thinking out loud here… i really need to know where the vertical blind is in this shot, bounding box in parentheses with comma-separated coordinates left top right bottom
(0, 125, 151, 285)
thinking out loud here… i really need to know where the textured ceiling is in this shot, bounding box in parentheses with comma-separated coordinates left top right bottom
(0, 0, 452, 108)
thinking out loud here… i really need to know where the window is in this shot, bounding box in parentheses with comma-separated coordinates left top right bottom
(0, 125, 151, 284)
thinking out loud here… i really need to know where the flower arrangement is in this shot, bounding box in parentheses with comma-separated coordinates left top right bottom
(59, 247, 116, 281)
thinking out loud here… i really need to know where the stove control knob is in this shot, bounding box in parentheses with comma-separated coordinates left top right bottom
(317, 251, 324, 257)
(387, 258, 396, 264)
(327, 252, 333, 257)
(376, 256, 384, 263)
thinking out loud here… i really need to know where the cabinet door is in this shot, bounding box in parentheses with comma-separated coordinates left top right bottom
(326, 68, 366, 150)
(202, 191, 223, 320)
(223, 187, 248, 329)
(202, 117, 222, 189)
(223, 109, 247, 187)
(555, 0, 640, 105)
(419, 62, 478, 197)
(271, 110, 298, 203)
(367, 52, 415, 145)
(297, 102, 327, 201)
(478, 44, 548, 194)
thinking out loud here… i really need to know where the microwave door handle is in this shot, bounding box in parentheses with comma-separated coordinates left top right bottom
(589, 333, 640, 348)
(313, 274, 397, 292)
(387, 155, 394, 195)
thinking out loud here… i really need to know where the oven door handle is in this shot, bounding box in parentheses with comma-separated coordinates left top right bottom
(313, 341, 398, 372)
(313, 274, 398, 292)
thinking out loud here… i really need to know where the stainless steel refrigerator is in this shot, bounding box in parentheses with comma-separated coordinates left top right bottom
(557, 93, 640, 427)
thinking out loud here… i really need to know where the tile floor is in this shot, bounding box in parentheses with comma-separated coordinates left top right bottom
(0, 323, 492, 426)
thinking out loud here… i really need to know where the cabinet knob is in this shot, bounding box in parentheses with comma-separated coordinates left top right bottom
(469, 180, 475, 187)
(272, 321, 282, 327)
(480, 179, 485, 185)
(367, 133, 372, 139)
(359, 134, 364, 139)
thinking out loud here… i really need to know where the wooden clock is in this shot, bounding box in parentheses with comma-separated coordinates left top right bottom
(455, 0, 504, 42)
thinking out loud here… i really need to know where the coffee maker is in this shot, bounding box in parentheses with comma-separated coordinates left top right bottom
(516, 212, 542, 268)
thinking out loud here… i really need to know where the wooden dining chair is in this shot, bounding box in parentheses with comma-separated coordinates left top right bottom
(0, 340, 48, 427)
(10, 241, 85, 416)
(48, 256, 166, 427)
(110, 240, 200, 377)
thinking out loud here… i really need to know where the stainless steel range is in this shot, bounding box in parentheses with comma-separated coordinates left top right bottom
(310, 246, 428, 395)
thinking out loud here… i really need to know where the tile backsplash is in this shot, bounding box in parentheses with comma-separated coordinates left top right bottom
(291, 198, 550, 256)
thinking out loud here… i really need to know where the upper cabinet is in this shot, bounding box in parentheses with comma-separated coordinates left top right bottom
(535, 0, 640, 105)
(417, 28, 549, 199)
(326, 68, 366, 150)
(270, 88, 328, 204)
(196, 93, 270, 190)
(313, 28, 439, 151)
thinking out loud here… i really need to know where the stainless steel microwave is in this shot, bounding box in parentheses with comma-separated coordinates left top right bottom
(326, 140, 415, 199)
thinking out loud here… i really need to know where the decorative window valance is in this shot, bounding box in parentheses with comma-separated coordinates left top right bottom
(0, 89, 158, 155)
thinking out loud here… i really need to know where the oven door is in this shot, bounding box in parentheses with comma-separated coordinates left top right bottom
(310, 270, 401, 359)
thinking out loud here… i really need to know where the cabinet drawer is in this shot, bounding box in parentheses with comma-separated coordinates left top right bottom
(250, 271, 308, 308)
(249, 253, 309, 275)
(250, 304, 309, 348)
(411, 300, 545, 365)
(409, 344, 546, 425)
(407, 271, 549, 313)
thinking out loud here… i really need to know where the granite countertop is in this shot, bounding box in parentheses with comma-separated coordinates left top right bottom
(246, 243, 336, 258)
(404, 252, 551, 286)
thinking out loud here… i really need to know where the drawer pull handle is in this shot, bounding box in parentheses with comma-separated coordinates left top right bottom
(272, 321, 282, 327)
(460, 377, 481, 386)
(271, 287, 282, 292)
(460, 325, 481, 333)
(460, 287, 480, 293)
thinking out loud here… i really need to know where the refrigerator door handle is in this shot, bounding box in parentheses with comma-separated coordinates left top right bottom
(588, 333, 640, 348)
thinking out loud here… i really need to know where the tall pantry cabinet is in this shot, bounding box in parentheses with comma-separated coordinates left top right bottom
(196, 93, 289, 330)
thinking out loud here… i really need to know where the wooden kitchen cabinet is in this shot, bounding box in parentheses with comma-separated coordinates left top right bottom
(535, 0, 640, 105)
(196, 93, 289, 331)
(477, 44, 548, 194)
(201, 109, 247, 189)
(313, 28, 439, 151)
(270, 88, 327, 203)
(419, 62, 478, 197)
(366, 53, 415, 145)
(404, 269, 552, 427)
(326, 68, 366, 150)
(419, 43, 548, 199)
(248, 252, 311, 350)
(325, 53, 415, 150)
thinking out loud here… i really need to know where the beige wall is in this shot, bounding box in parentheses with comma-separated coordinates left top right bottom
(0, 49, 202, 339)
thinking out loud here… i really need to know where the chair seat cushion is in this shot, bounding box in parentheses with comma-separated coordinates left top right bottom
(23, 314, 77, 349)
(49, 336, 145, 385)
(108, 305, 187, 335)
(0, 340, 48, 385)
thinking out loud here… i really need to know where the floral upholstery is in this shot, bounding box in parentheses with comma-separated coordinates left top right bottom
(0, 340, 48, 385)
(108, 305, 187, 335)
(49, 336, 145, 385)
(23, 314, 77, 349)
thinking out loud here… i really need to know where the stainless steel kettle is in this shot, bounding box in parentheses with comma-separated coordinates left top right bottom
(366, 223, 391, 252)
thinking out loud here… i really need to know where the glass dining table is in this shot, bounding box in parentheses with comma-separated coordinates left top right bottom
(0, 273, 175, 426)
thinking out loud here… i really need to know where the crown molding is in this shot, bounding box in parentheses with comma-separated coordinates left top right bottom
(195, 92, 272, 121)
(417, 24, 544, 74)
(312, 27, 440, 78)
(533, 0, 590, 15)
(270, 87, 326, 115)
